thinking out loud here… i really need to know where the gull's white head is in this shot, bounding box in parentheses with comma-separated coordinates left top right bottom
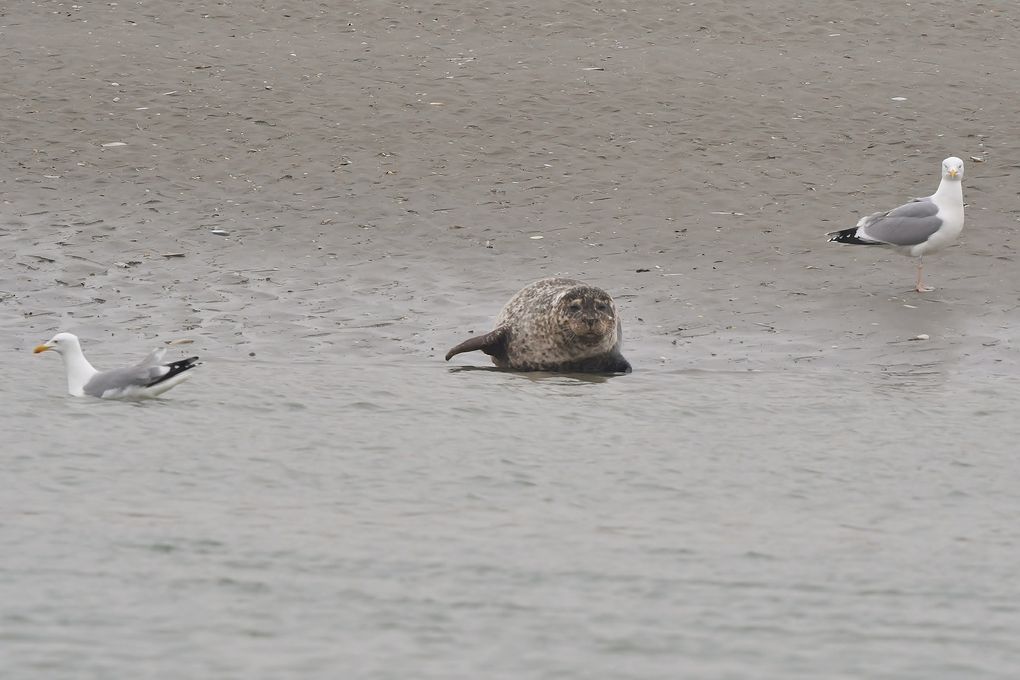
(33, 332, 81, 356)
(942, 156, 964, 180)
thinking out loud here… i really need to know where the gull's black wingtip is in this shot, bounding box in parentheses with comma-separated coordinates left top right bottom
(826, 227, 873, 245)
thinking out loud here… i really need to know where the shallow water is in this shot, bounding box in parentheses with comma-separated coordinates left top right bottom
(5, 0, 1020, 675)
(6, 356, 1020, 679)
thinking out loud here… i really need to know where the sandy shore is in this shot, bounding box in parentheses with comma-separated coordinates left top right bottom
(7, 5, 1020, 678)
(3, 0, 1019, 374)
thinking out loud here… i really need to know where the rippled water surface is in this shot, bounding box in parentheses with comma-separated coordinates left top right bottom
(5, 0, 1020, 675)
(6, 358, 1020, 679)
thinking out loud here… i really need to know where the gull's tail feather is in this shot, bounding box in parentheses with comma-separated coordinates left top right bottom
(826, 227, 875, 245)
(148, 356, 200, 388)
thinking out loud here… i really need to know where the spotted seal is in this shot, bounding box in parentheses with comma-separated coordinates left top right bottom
(445, 277, 631, 373)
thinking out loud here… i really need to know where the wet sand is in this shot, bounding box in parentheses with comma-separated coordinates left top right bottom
(5, 2, 1020, 678)
(3, 1, 1019, 373)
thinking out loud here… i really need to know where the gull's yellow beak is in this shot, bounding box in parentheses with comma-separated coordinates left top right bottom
(33, 344, 51, 354)
(948, 168, 958, 178)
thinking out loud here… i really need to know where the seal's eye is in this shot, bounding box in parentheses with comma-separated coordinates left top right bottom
(595, 302, 609, 312)
(567, 301, 582, 313)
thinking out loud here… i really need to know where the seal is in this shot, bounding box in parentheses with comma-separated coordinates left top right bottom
(445, 277, 632, 373)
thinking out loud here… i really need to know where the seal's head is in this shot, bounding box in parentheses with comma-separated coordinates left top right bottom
(553, 285, 618, 350)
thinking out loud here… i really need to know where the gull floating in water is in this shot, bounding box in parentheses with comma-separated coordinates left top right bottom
(827, 156, 965, 292)
(34, 332, 199, 399)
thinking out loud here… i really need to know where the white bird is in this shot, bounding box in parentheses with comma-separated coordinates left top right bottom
(34, 332, 199, 399)
(827, 156, 965, 292)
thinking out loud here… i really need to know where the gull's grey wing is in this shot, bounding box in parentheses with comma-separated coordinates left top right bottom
(885, 198, 939, 219)
(858, 198, 942, 246)
(83, 356, 199, 397)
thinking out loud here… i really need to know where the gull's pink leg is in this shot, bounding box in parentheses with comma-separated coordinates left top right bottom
(915, 259, 933, 292)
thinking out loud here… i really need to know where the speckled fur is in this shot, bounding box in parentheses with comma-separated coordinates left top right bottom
(446, 277, 631, 373)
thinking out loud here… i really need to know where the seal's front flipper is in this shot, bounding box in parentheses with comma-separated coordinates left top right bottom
(601, 351, 632, 374)
(567, 351, 632, 374)
(445, 327, 508, 362)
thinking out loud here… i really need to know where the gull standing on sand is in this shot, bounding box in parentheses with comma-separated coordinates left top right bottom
(34, 332, 200, 399)
(826, 156, 965, 292)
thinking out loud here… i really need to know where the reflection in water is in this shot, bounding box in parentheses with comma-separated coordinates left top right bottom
(447, 364, 620, 385)
(842, 294, 968, 394)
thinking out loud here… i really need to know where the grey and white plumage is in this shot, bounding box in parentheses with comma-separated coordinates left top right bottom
(826, 156, 965, 291)
(34, 332, 199, 399)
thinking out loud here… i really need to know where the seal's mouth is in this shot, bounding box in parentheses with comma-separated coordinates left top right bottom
(574, 331, 605, 345)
